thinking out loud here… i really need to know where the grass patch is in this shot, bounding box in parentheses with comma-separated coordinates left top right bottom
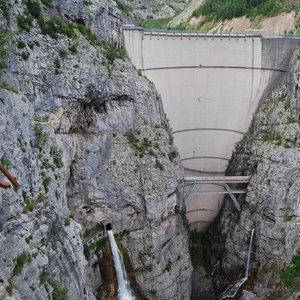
(64, 218, 70, 226)
(115, 229, 130, 241)
(95, 282, 108, 300)
(263, 131, 282, 146)
(281, 251, 300, 289)
(0, 26, 12, 72)
(25, 235, 33, 244)
(42, 177, 51, 193)
(83, 245, 90, 260)
(41, 0, 52, 6)
(68, 44, 77, 54)
(13, 253, 28, 275)
(23, 197, 42, 213)
(168, 150, 178, 162)
(53, 150, 63, 168)
(17, 14, 33, 31)
(287, 116, 296, 124)
(137, 17, 173, 29)
(26, 0, 41, 19)
(34, 122, 49, 149)
(1, 156, 12, 168)
(48, 280, 68, 300)
(58, 49, 68, 58)
(284, 215, 293, 221)
(1, 81, 18, 93)
(101, 42, 125, 64)
(21, 51, 30, 60)
(17, 40, 26, 49)
(38, 18, 76, 39)
(115, 0, 132, 15)
(83, 223, 104, 239)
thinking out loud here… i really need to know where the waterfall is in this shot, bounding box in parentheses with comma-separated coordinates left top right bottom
(245, 228, 254, 278)
(107, 230, 136, 300)
(219, 228, 255, 299)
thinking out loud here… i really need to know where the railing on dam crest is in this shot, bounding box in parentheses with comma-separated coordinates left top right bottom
(123, 25, 300, 39)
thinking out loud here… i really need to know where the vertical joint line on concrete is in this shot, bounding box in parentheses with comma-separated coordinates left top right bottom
(173, 33, 175, 40)
(197, 33, 199, 40)
(224, 184, 241, 211)
(165, 32, 167, 40)
(140, 30, 145, 74)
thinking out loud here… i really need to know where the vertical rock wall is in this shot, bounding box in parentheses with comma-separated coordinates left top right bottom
(0, 0, 192, 299)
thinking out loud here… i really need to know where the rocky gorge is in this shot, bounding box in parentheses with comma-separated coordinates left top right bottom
(0, 0, 192, 299)
(2, 0, 300, 299)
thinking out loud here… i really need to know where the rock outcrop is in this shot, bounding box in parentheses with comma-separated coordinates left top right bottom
(0, 0, 192, 299)
(193, 47, 300, 299)
(116, 0, 190, 24)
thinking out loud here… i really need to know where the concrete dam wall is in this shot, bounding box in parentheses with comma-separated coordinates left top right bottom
(123, 27, 298, 231)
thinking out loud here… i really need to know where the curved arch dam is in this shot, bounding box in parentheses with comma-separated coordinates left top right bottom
(123, 27, 298, 231)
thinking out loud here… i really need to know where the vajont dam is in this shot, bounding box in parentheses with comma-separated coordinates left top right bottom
(123, 26, 298, 231)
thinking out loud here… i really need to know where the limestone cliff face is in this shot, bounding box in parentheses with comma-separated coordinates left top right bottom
(195, 49, 300, 299)
(117, 0, 190, 23)
(0, 0, 192, 299)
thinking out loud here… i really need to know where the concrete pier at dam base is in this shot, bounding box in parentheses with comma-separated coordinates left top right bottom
(123, 26, 298, 231)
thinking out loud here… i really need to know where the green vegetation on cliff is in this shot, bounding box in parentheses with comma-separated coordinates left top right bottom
(48, 280, 68, 300)
(137, 17, 174, 29)
(0, 2, 12, 74)
(0, 32, 10, 72)
(281, 251, 300, 288)
(192, 0, 297, 21)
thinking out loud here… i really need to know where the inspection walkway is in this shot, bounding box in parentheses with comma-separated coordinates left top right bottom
(183, 176, 250, 211)
(83, 230, 105, 247)
(184, 176, 250, 184)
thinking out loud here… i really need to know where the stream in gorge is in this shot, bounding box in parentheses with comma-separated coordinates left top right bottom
(220, 228, 255, 299)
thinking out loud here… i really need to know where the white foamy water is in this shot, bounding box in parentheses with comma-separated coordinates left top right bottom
(107, 230, 136, 300)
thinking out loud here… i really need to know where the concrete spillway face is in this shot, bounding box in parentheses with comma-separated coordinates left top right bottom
(123, 27, 298, 231)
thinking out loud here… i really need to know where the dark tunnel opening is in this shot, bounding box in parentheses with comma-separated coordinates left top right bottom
(106, 223, 112, 231)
